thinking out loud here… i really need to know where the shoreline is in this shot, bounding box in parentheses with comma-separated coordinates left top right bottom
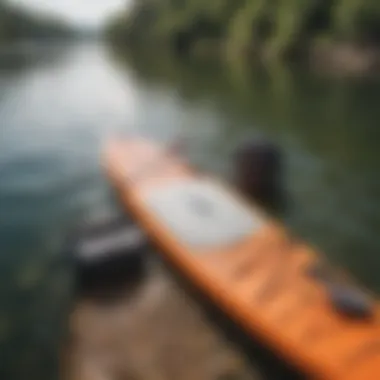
(120, 38, 380, 79)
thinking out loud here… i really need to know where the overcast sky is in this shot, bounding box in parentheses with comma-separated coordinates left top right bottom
(10, 0, 130, 27)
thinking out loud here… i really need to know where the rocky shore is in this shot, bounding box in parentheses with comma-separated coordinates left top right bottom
(66, 262, 261, 380)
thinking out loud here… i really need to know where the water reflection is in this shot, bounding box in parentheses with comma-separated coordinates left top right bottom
(0, 43, 138, 379)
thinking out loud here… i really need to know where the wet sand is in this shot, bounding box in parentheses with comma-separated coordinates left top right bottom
(66, 262, 262, 380)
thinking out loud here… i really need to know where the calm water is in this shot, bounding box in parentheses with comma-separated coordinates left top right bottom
(0, 43, 380, 379)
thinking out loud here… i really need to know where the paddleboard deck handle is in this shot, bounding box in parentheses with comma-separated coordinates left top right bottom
(327, 284, 375, 320)
(306, 262, 375, 320)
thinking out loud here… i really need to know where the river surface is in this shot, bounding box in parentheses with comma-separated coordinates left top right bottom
(0, 42, 379, 379)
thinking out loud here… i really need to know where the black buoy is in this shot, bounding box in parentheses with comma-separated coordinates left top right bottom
(67, 211, 149, 298)
(233, 137, 285, 214)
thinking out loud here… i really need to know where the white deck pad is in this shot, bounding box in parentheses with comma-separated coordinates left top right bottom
(143, 178, 265, 249)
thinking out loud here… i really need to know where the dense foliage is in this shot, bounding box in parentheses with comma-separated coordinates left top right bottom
(0, 1, 74, 44)
(106, 0, 380, 59)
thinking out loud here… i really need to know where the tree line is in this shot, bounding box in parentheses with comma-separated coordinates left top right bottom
(106, 0, 380, 59)
(0, 0, 75, 44)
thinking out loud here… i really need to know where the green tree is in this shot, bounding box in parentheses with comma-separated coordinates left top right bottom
(0, 1, 75, 44)
(106, 0, 380, 60)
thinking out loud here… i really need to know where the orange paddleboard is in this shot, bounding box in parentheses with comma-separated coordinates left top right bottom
(103, 137, 380, 380)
